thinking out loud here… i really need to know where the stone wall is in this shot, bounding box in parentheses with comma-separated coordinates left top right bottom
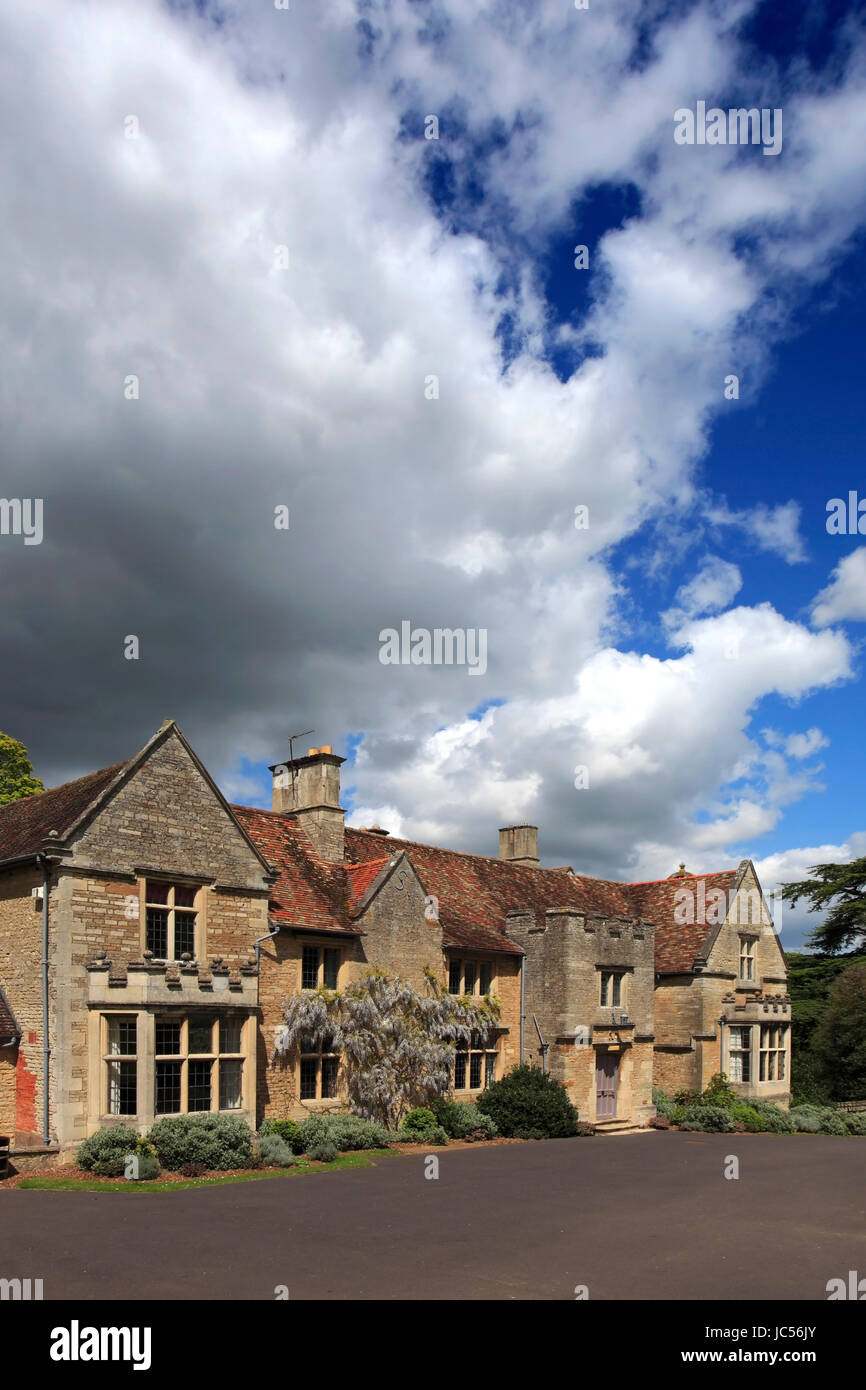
(653, 865, 790, 1102)
(0, 865, 44, 1142)
(70, 729, 270, 890)
(506, 908, 655, 1125)
(0, 1044, 18, 1137)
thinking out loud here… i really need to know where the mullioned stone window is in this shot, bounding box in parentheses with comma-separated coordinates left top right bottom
(145, 880, 199, 960)
(447, 958, 493, 995)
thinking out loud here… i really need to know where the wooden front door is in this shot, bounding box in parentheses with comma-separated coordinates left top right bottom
(595, 1052, 618, 1120)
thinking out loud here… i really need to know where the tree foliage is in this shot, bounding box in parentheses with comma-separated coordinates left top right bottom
(811, 960, 866, 1101)
(0, 732, 44, 805)
(273, 968, 499, 1130)
(778, 858, 866, 953)
(785, 950, 866, 1101)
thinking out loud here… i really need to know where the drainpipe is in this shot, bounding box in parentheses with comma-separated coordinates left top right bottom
(35, 853, 51, 1145)
(519, 954, 525, 1063)
(254, 922, 280, 969)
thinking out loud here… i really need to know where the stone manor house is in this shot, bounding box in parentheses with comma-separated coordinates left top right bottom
(0, 720, 791, 1158)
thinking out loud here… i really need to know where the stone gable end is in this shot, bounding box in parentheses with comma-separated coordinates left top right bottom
(354, 855, 445, 987)
(706, 862, 787, 982)
(67, 730, 271, 891)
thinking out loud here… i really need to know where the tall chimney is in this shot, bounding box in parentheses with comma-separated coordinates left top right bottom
(499, 824, 539, 866)
(270, 747, 346, 863)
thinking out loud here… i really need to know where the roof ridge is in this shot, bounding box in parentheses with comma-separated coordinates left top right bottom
(347, 826, 628, 885)
(628, 870, 736, 886)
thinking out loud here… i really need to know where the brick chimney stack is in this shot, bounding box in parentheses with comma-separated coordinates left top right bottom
(499, 824, 539, 866)
(270, 745, 346, 863)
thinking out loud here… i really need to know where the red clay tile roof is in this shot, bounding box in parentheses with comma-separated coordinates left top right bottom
(232, 806, 359, 935)
(345, 858, 391, 911)
(345, 828, 640, 957)
(627, 871, 739, 974)
(0, 982, 19, 1044)
(0, 763, 128, 863)
(0, 751, 742, 976)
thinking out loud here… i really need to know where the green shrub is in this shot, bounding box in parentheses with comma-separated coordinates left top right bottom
(680, 1104, 735, 1133)
(430, 1096, 462, 1135)
(789, 1104, 849, 1135)
(147, 1113, 254, 1171)
(790, 1108, 822, 1133)
(306, 1138, 339, 1163)
(403, 1107, 438, 1134)
(77, 1124, 141, 1177)
(730, 1102, 767, 1132)
(652, 1086, 670, 1109)
(431, 1098, 497, 1139)
(701, 1073, 738, 1109)
(476, 1064, 578, 1139)
(841, 1110, 866, 1135)
(747, 1101, 796, 1134)
(128, 1140, 160, 1180)
(670, 1104, 688, 1124)
(818, 1109, 848, 1136)
(396, 1124, 449, 1145)
(258, 1134, 297, 1167)
(298, 1113, 391, 1154)
(260, 1118, 305, 1153)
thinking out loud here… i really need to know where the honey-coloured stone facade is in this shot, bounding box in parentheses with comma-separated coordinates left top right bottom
(0, 720, 791, 1155)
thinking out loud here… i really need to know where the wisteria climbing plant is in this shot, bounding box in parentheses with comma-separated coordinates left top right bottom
(273, 967, 500, 1130)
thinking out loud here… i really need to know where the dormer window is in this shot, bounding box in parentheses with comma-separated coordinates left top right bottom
(145, 880, 198, 961)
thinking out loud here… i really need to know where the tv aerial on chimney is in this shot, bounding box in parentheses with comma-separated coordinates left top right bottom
(286, 729, 314, 807)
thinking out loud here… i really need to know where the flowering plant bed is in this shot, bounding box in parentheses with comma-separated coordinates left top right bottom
(1, 1135, 528, 1190)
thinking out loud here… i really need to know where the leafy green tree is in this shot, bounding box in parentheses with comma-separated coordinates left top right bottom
(785, 950, 865, 1102)
(811, 960, 866, 1101)
(0, 732, 44, 805)
(778, 859, 866, 953)
(273, 968, 499, 1130)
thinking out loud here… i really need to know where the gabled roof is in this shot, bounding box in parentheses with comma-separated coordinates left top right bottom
(627, 870, 739, 974)
(345, 828, 638, 957)
(0, 733, 757, 975)
(0, 981, 20, 1045)
(0, 763, 128, 864)
(232, 806, 359, 935)
(345, 858, 392, 912)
